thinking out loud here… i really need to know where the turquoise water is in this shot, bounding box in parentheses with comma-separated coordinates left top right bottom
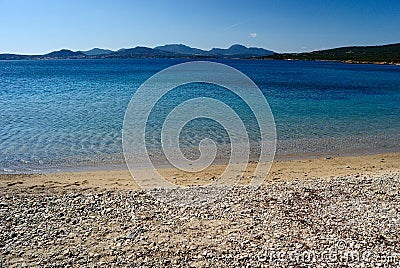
(1, 59, 399, 172)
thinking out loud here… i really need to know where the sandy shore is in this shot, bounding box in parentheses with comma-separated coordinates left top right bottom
(1, 152, 399, 267)
(1, 152, 399, 192)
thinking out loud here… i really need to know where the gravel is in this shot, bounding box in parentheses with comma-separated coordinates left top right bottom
(1, 173, 400, 267)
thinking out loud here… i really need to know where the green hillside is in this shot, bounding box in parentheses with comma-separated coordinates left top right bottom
(270, 43, 400, 64)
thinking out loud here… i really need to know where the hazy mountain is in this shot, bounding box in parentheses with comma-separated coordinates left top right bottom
(155, 44, 208, 55)
(44, 49, 86, 58)
(0, 44, 274, 60)
(0, 54, 33, 60)
(82, 48, 113, 56)
(210, 44, 274, 56)
(3, 43, 399, 63)
(156, 43, 274, 57)
(106, 46, 177, 58)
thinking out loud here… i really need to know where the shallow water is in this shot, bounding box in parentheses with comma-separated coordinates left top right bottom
(1, 59, 399, 173)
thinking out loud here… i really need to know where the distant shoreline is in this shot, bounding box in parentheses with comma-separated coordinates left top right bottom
(268, 58, 400, 66)
(1, 57, 399, 66)
(1, 42, 399, 63)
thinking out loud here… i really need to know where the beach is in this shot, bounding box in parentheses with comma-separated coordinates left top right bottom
(1, 152, 399, 191)
(1, 58, 399, 267)
(1, 152, 400, 267)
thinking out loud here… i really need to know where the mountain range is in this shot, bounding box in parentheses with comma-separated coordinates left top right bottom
(1, 43, 399, 63)
(0, 44, 274, 60)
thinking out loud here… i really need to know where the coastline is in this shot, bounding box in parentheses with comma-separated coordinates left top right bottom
(2, 57, 399, 66)
(278, 58, 400, 66)
(1, 151, 399, 192)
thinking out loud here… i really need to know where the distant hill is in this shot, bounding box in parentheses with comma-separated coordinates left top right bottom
(155, 44, 208, 56)
(97, 44, 275, 58)
(0, 44, 274, 60)
(0, 54, 33, 60)
(82, 48, 113, 56)
(156, 43, 274, 57)
(105, 47, 177, 58)
(210, 44, 274, 57)
(44, 49, 86, 59)
(269, 43, 400, 64)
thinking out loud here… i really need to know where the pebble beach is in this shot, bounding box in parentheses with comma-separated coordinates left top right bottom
(1, 160, 400, 267)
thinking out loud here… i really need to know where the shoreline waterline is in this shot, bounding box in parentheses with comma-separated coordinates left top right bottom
(1, 152, 399, 192)
(1, 147, 399, 175)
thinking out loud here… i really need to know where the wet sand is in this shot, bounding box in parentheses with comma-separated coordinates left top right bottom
(1, 152, 399, 192)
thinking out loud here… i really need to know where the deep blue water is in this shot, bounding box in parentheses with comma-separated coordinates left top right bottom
(1, 59, 399, 172)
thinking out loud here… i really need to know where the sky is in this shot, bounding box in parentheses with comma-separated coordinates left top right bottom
(0, 0, 399, 54)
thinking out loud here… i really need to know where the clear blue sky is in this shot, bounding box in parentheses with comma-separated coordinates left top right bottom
(1, 0, 399, 54)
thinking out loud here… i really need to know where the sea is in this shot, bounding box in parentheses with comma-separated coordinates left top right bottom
(1, 59, 399, 173)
